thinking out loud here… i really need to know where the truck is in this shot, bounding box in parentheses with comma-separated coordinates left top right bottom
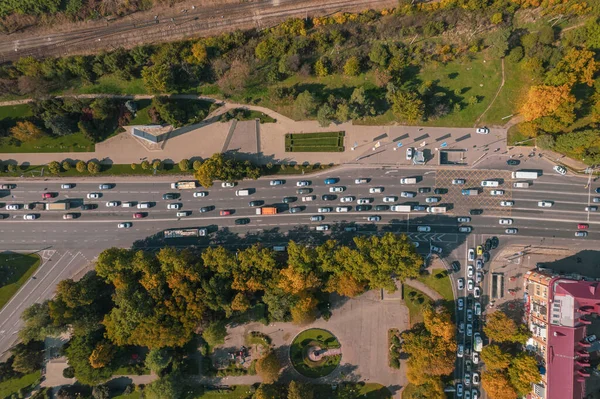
(512, 171, 539, 179)
(170, 181, 197, 190)
(427, 206, 447, 214)
(473, 333, 483, 352)
(391, 205, 412, 212)
(164, 228, 207, 238)
(513, 182, 530, 188)
(236, 189, 251, 196)
(45, 202, 70, 211)
(400, 177, 418, 184)
(461, 189, 479, 196)
(24, 203, 44, 211)
(256, 207, 278, 215)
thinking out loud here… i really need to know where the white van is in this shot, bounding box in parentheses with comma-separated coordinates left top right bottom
(122, 201, 134, 208)
(137, 202, 150, 209)
(302, 195, 316, 202)
(176, 211, 189, 217)
(316, 225, 330, 231)
(480, 180, 499, 187)
(235, 189, 250, 196)
(335, 206, 350, 212)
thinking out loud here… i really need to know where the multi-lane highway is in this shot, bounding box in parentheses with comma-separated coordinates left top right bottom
(0, 165, 599, 358)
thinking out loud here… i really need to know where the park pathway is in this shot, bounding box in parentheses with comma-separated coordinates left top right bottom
(403, 279, 443, 301)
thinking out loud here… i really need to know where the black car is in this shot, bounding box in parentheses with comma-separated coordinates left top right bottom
(418, 187, 431, 194)
(356, 205, 372, 211)
(491, 236, 499, 249)
(434, 188, 448, 195)
(374, 205, 389, 211)
(81, 204, 97, 210)
(200, 206, 214, 213)
(296, 188, 312, 195)
(507, 159, 520, 166)
(249, 200, 264, 207)
(483, 252, 490, 263)
(469, 209, 483, 215)
(163, 193, 178, 200)
(451, 261, 460, 272)
(289, 207, 302, 213)
(282, 197, 296, 203)
(596, 188, 600, 194)
(485, 238, 492, 251)
(321, 195, 335, 201)
(235, 218, 250, 225)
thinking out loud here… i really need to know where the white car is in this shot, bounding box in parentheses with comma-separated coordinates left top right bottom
(296, 180, 310, 187)
(505, 228, 518, 234)
(467, 265, 474, 277)
(458, 217, 471, 223)
(176, 211, 189, 217)
(270, 180, 284, 186)
(476, 127, 489, 134)
(474, 287, 481, 298)
(400, 191, 416, 198)
(406, 147, 414, 160)
(369, 187, 383, 193)
(472, 352, 479, 364)
(472, 373, 480, 386)
(452, 179, 466, 185)
(383, 196, 397, 202)
(500, 201, 514, 207)
(458, 298, 464, 310)
(318, 207, 332, 213)
(316, 225, 330, 231)
(87, 193, 100, 199)
(431, 245, 443, 254)
(302, 195, 316, 202)
(335, 206, 350, 213)
(117, 222, 132, 228)
(553, 165, 567, 175)
(458, 345, 464, 358)
(457, 278, 465, 290)
(417, 226, 431, 232)
(357, 198, 372, 204)
(330, 186, 345, 193)
(6, 204, 20, 210)
(167, 203, 181, 210)
(468, 248, 475, 261)
(367, 216, 381, 222)
(459, 226, 472, 233)
(586, 206, 598, 212)
(23, 214, 37, 220)
(425, 196, 439, 203)
(499, 218, 513, 225)
(193, 191, 208, 197)
(61, 183, 74, 189)
(476, 259, 483, 270)
(355, 178, 368, 184)
(474, 302, 481, 316)
(340, 196, 354, 203)
(106, 201, 119, 207)
(538, 201, 553, 207)
(476, 272, 483, 283)
(481, 180, 499, 187)
(490, 190, 504, 196)
(221, 182, 236, 188)
(468, 279, 474, 291)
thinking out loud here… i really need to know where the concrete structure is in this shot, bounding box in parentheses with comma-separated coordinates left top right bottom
(523, 268, 600, 399)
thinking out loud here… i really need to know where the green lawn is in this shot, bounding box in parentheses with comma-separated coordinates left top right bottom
(482, 59, 531, 125)
(290, 328, 341, 378)
(219, 109, 276, 124)
(129, 99, 153, 125)
(112, 392, 141, 399)
(73, 75, 147, 95)
(0, 371, 40, 399)
(507, 124, 534, 146)
(0, 132, 95, 153)
(416, 269, 454, 302)
(403, 286, 433, 325)
(2, 162, 191, 178)
(188, 385, 253, 399)
(285, 132, 345, 152)
(0, 253, 41, 310)
(313, 383, 392, 399)
(0, 104, 32, 120)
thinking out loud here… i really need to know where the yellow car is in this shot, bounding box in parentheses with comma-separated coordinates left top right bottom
(476, 245, 483, 256)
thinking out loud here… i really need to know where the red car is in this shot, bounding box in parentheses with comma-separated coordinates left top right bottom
(578, 223, 589, 230)
(42, 192, 53, 199)
(133, 213, 145, 219)
(219, 210, 231, 216)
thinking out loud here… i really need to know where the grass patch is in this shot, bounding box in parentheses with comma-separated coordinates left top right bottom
(482, 60, 531, 126)
(0, 371, 41, 399)
(244, 331, 271, 348)
(403, 286, 433, 325)
(313, 383, 392, 399)
(416, 268, 455, 317)
(2, 162, 191, 178)
(507, 124, 535, 146)
(219, 108, 276, 124)
(0, 131, 95, 153)
(112, 393, 141, 399)
(71, 75, 147, 95)
(129, 99, 153, 125)
(290, 328, 341, 378)
(188, 385, 253, 399)
(0, 253, 40, 310)
(0, 104, 32, 120)
(285, 132, 345, 152)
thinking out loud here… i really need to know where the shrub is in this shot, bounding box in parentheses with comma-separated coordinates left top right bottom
(47, 161, 61, 174)
(62, 161, 71, 171)
(178, 159, 190, 171)
(7, 164, 16, 172)
(152, 160, 162, 171)
(87, 161, 101, 174)
(131, 163, 137, 170)
(141, 160, 150, 170)
(63, 366, 75, 378)
(76, 161, 87, 173)
(192, 160, 202, 170)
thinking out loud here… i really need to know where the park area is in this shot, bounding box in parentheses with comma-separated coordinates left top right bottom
(0, 253, 40, 310)
(285, 132, 345, 152)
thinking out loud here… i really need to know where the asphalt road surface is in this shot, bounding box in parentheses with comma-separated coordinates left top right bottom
(0, 166, 599, 357)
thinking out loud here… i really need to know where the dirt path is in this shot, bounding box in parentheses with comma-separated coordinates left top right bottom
(475, 57, 505, 127)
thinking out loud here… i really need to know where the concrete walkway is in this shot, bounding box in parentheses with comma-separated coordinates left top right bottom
(0, 94, 507, 169)
(403, 279, 443, 301)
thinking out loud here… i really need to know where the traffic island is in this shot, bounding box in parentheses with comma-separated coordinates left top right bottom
(289, 328, 341, 378)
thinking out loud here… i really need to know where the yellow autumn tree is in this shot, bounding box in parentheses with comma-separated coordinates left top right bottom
(10, 121, 44, 142)
(423, 306, 455, 343)
(190, 42, 208, 65)
(278, 266, 321, 295)
(560, 48, 598, 87)
(325, 273, 366, 297)
(482, 370, 518, 399)
(231, 293, 250, 312)
(290, 294, 318, 325)
(89, 342, 115, 369)
(520, 84, 576, 122)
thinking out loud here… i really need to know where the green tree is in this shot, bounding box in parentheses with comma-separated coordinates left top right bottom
(343, 56, 360, 76)
(256, 351, 281, 384)
(481, 344, 511, 370)
(62, 161, 71, 171)
(144, 374, 183, 399)
(490, 12, 503, 24)
(141, 160, 150, 170)
(484, 311, 530, 344)
(92, 385, 110, 399)
(130, 163, 137, 170)
(287, 381, 313, 399)
(76, 161, 87, 173)
(192, 160, 202, 170)
(508, 353, 541, 395)
(317, 104, 334, 127)
(487, 27, 510, 59)
(142, 64, 173, 93)
(65, 333, 114, 385)
(202, 321, 227, 348)
(178, 159, 190, 172)
(19, 301, 64, 343)
(369, 42, 390, 67)
(11, 340, 44, 374)
(293, 91, 318, 119)
(87, 161, 101, 174)
(47, 161, 61, 174)
(145, 348, 173, 374)
(314, 58, 330, 77)
(388, 91, 424, 122)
